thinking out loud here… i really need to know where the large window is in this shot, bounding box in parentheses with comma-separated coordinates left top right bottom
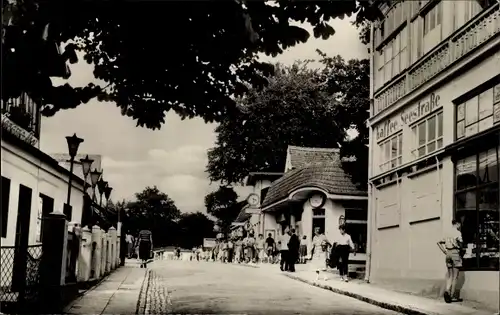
(455, 146, 499, 270)
(376, 27, 408, 89)
(456, 85, 500, 140)
(379, 133, 403, 172)
(411, 111, 443, 158)
(423, 1, 442, 36)
(36, 194, 54, 242)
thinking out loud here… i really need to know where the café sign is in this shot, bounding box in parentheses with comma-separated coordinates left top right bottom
(1, 113, 39, 147)
(376, 93, 441, 141)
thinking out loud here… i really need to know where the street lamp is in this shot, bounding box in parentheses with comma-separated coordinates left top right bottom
(104, 185, 113, 205)
(65, 133, 84, 211)
(90, 168, 102, 199)
(80, 155, 94, 195)
(97, 178, 108, 207)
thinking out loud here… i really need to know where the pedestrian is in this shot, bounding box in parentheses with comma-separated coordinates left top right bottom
(437, 219, 464, 303)
(279, 229, 290, 271)
(246, 232, 256, 263)
(265, 233, 275, 263)
(227, 238, 234, 263)
(125, 231, 134, 258)
(222, 239, 229, 263)
(299, 235, 308, 264)
(310, 227, 330, 281)
(256, 234, 265, 263)
(337, 225, 353, 282)
(287, 229, 300, 272)
(176, 247, 181, 260)
(196, 246, 202, 261)
(234, 236, 243, 263)
(137, 226, 153, 268)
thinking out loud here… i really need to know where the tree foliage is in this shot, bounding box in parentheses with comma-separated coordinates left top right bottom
(122, 186, 181, 247)
(2, 0, 378, 129)
(177, 212, 215, 249)
(207, 55, 369, 187)
(204, 186, 240, 233)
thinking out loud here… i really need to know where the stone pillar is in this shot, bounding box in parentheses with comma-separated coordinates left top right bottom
(101, 230, 107, 276)
(40, 212, 68, 313)
(108, 227, 117, 269)
(77, 226, 92, 282)
(106, 233, 112, 273)
(91, 225, 102, 279)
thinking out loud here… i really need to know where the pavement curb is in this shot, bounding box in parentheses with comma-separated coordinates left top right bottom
(283, 273, 432, 315)
(135, 268, 151, 315)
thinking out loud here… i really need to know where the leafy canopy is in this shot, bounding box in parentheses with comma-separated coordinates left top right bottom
(204, 186, 240, 233)
(207, 53, 369, 188)
(2, 0, 377, 129)
(123, 186, 181, 247)
(177, 212, 215, 249)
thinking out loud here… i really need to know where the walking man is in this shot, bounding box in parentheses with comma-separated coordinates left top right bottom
(279, 228, 291, 271)
(437, 219, 464, 303)
(287, 229, 300, 272)
(125, 231, 134, 258)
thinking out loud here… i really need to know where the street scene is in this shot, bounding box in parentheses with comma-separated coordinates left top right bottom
(1, 0, 500, 315)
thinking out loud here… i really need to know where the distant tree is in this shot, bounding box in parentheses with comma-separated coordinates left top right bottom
(177, 212, 215, 249)
(123, 186, 181, 247)
(318, 50, 369, 190)
(204, 186, 240, 233)
(2, 0, 378, 129)
(207, 54, 369, 189)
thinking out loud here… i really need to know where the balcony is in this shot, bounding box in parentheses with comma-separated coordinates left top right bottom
(1, 93, 41, 147)
(373, 3, 500, 117)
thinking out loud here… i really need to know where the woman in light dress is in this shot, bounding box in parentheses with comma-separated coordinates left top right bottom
(309, 227, 330, 281)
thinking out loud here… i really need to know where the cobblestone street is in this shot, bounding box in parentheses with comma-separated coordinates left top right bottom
(141, 260, 402, 315)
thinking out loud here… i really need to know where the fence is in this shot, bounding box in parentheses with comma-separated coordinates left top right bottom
(0, 245, 43, 313)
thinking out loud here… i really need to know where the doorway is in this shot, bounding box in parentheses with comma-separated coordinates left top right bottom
(12, 184, 33, 292)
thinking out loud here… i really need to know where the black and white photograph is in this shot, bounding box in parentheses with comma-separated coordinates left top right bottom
(1, 0, 499, 314)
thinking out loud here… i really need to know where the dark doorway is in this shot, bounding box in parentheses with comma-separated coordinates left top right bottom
(1, 176, 11, 238)
(12, 184, 33, 294)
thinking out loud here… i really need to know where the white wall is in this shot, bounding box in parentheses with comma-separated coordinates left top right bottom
(372, 50, 500, 177)
(300, 198, 345, 250)
(1, 140, 85, 246)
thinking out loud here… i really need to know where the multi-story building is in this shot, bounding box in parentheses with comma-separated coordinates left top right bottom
(367, 0, 499, 307)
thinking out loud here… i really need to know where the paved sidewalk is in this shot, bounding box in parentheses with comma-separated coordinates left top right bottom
(64, 262, 148, 314)
(250, 263, 494, 315)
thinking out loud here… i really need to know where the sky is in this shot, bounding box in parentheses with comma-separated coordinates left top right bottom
(40, 17, 368, 214)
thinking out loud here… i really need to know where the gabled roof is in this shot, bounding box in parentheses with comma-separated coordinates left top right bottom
(245, 172, 283, 186)
(263, 146, 366, 208)
(287, 146, 339, 170)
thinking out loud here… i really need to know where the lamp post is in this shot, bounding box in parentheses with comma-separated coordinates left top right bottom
(65, 133, 84, 211)
(90, 169, 102, 200)
(104, 185, 113, 205)
(97, 178, 108, 207)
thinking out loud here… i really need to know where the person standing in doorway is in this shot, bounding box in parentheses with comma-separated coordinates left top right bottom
(287, 229, 300, 272)
(137, 226, 153, 268)
(437, 219, 464, 303)
(337, 225, 353, 282)
(279, 228, 291, 271)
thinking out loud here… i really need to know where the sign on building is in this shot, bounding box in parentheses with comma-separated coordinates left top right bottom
(203, 238, 216, 248)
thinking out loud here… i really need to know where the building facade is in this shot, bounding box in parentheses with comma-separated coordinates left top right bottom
(260, 146, 368, 275)
(367, 0, 499, 308)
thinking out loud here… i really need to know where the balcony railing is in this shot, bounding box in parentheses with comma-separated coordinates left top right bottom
(1, 93, 41, 146)
(373, 3, 500, 117)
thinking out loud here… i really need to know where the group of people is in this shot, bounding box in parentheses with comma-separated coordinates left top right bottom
(198, 224, 357, 282)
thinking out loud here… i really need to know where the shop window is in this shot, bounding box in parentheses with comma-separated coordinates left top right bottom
(1, 177, 11, 238)
(456, 85, 500, 140)
(454, 145, 499, 270)
(411, 111, 443, 158)
(379, 133, 403, 172)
